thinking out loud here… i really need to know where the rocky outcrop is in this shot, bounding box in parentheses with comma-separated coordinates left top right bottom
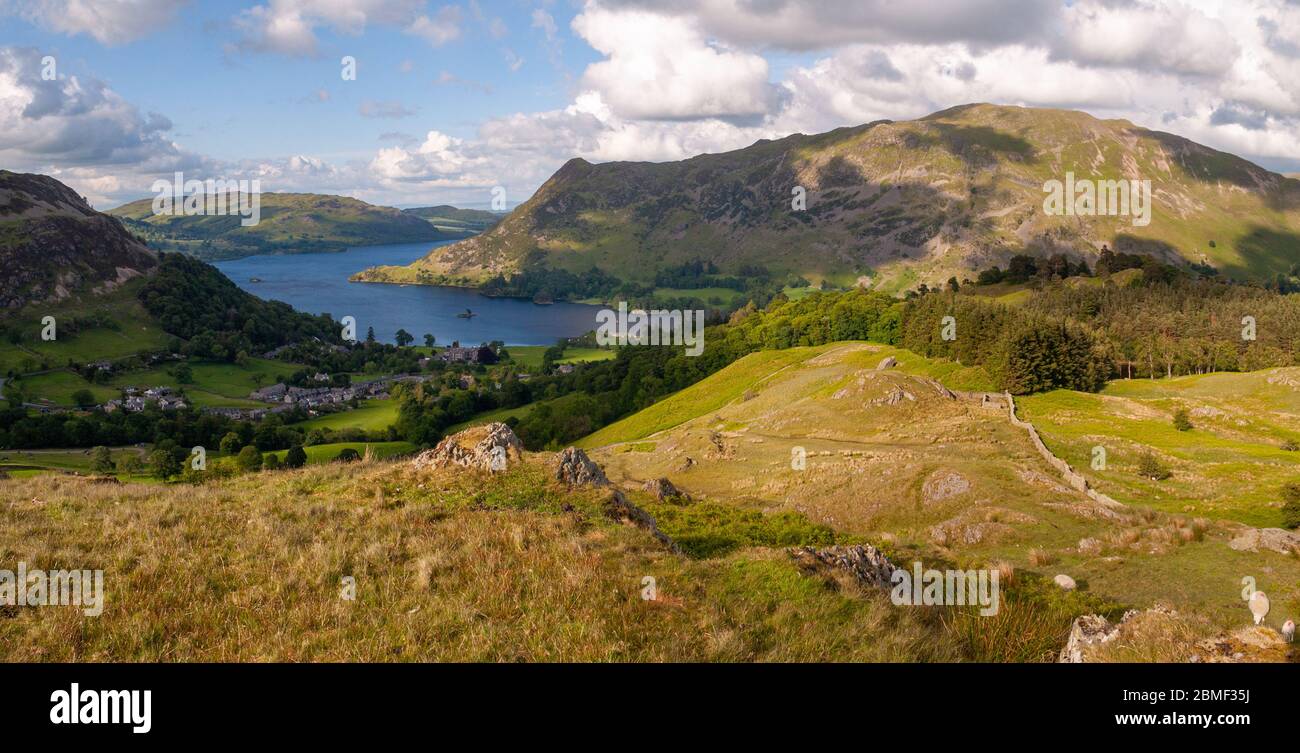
(876, 356, 897, 370)
(0, 170, 156, 309)
(606, 489, 679, 553)
(643, 477, 689, 502)
(1060, 606, 1294, 663)
(553, 447, 608, 487)
(1228, 527, 1300, 555)
(790, 544, 897, 589)
(412, 422, 524, 473)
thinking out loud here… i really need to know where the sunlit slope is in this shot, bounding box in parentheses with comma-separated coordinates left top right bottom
(581, 343, 1300, 628)
(374, 103, 1300, 291)
(1019, 369, 1300, 528)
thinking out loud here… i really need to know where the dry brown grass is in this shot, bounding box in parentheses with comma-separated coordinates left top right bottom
(0, 459, 956, 662)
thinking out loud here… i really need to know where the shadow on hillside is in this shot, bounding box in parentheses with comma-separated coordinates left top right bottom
(906, 123, 1037, 168)
(1230, 225, 1300, 279)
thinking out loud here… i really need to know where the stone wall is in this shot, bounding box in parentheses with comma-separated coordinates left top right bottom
(1005, 392, 1123, 509)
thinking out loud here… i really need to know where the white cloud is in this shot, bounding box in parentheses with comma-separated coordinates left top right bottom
(232, 0, 455, 57)
(5, 0, 186, 45)
(572, 4, 781, 121)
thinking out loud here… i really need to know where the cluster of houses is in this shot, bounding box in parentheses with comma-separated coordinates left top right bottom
(102, 386, 189, 413)
(247, 374, 433, 409)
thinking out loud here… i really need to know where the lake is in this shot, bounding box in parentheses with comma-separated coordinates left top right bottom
(214, 241, 603, 346)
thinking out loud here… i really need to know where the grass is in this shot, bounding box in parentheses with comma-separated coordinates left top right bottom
(13, 357, 304, 407)
(294, 400, 399, 433)
(0, 447, 148, 478)
(1017, 369, 1300, 527)
(0, 460, 962, 661)
(506, 346, 615, 371)
(445, 404, 535, 433)
(264, 441, 416, 465)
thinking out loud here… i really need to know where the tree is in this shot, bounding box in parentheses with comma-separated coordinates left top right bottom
(366, 326, 376, 344)
(284, 445, 308, 468)
(1282, 482, 1300, 530)
(71, 389, 96, 408)
(1136, 451, 1171, 481)
(395, 329, 415, 347)
(263, 453, 282, 471)
(173, 363, 194, 384)
(236, 445, 263, 471)
(119, 454, 144, 476)
(423, 333, 436, 348)
(148, 449, 182, 480)
(90, 446, 115, 475)
(219, 432, 242, 456)
(947, 276, 960, 293)
(334, 447, 360, 463)
(1173, 408, 1193, 432)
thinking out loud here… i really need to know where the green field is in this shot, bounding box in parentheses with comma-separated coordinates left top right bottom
(295, 400, 399, 432)
(13, 357, 303, 407)
(1018, 369, 1300, 527)
(265, 441, 417, 465)
(446, 403, 535, 433)
(507, 345, 615, 371)
(0, 446, 152, 480)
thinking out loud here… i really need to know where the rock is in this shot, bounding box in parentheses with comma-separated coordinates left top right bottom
(605, 489, 679, 553)
(922, 470, 970, 503)
(876, 356, 897, 370)
(1054, 574, 1077, 590)
(642, 477, 689, 502)
(1077, 537, 1102, 556)
(790, 544, 897, 589)
(1059, 614, 1118, 663)
(1228, 527, 1300, 555)
(552, 447, 608, 487)
(411, 422, 524, 473)
(677, 457, 695, 472)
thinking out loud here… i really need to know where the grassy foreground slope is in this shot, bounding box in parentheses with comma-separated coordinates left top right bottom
(0, 459, 957, 662)
(581, 342, 1300, 634)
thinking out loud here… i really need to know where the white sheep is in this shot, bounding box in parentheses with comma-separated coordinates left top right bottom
(1283, 619, 1295, 643)
(1249, 591, 1270, 626)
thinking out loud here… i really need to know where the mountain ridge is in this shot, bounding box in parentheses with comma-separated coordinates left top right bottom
(355, 103, 1300, 293)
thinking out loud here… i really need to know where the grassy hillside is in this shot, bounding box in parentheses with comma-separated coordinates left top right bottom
(363, 104, 1300, 292)
(1019, 369, 1300, 528)
(402, 205, 503, 234)
(109, 192, 451, 261)
(580, 341, 1300, 632)
(0, 458, 968, 661)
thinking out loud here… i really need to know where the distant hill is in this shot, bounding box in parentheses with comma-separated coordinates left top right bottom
(357, 104, 1300, 293)
(402, 205, 503, 234)
(109, 192, 456, 261)
(0, 170, 156, 310)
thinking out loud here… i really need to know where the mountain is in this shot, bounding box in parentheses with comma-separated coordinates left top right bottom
(0, 170, 157, 310)
(357, 104, 1300, 293)
(402, 205, 503, 233)
(109, 192, 454, 261)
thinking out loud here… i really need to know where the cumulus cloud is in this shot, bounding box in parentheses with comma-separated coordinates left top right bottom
(573, 4, 783, 121)
(4, 0, 186, 45)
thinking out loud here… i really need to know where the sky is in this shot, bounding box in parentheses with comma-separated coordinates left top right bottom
(2, 0, 1300, 210)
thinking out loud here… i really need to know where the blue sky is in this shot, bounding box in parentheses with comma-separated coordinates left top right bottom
(2, 1, 1298, 209)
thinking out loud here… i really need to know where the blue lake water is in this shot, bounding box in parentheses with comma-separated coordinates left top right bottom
(214, 241, 603, 346)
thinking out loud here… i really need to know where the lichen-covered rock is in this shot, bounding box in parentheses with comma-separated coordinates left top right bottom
(1228, 526, 1300, 555)
(605, 490, 679, 553)
(1054, 574, 1077, 590)
(553, 447, 608, 487)
(642, 477, 689, 502)
(790, 544, 897, 589)
(876, 356, 897, 370)
(412, 422, 524, 473)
